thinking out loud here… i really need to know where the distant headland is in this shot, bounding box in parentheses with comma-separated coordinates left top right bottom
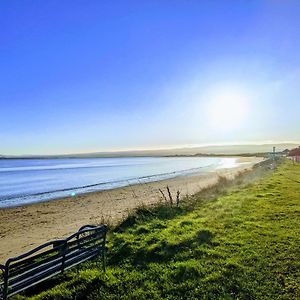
(1, 143, 298, 159)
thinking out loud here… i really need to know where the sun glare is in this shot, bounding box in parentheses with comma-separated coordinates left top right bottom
(206, 87, 249, 130)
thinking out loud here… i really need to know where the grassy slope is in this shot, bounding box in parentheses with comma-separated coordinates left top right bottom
(27, 160, 300, 300)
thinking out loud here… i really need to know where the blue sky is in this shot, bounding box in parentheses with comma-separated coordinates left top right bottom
(1, 1, 300, 155)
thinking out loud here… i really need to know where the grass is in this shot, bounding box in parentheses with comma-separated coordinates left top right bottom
(19, 160, 300, 299)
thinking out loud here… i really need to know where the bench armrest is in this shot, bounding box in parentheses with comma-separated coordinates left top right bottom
(78, 224, 97, 231)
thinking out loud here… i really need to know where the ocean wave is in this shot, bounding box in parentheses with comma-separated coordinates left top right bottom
(0, 163, 217, 206)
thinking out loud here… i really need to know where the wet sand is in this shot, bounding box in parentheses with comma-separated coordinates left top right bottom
(0, 157, 263, 262)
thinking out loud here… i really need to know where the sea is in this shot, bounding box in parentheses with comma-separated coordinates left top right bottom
(0, 156, 239, 208)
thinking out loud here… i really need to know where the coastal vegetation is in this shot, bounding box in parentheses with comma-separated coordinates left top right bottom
(18, 160, 300, 299)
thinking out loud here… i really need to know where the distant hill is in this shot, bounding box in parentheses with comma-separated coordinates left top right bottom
(68, 143, 299, 157)
(1, 143, 299, 159)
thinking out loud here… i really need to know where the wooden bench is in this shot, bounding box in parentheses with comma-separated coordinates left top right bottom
(0, 224, 108, 300)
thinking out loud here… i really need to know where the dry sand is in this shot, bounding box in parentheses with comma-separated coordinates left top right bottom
(0, 157, 263, 262)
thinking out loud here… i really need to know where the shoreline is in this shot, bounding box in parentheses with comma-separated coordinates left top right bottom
(0, 156, 254, 209)
(0, 157, 263, 262)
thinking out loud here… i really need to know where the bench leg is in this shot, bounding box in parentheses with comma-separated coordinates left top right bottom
(2, 270, 8, 300)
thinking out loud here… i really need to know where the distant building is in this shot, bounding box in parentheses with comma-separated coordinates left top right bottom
(282, 149, 290, 156)
(289, 146, 300, 163)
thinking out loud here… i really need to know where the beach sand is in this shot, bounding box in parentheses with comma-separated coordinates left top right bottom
(0, 157, 263, 262)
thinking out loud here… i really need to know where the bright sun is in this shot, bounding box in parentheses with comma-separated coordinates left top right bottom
(206, 87, 249, 130)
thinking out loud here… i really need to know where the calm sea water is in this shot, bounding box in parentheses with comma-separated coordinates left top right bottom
(0, 157, 238, 208)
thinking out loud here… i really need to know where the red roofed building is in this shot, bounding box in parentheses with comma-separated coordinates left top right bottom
(289, 146, 300, 163)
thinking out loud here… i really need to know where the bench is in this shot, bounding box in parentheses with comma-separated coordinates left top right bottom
(0, 224, 108, 300)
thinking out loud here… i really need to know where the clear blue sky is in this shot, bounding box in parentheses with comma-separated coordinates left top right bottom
(1, 1, 300, 155)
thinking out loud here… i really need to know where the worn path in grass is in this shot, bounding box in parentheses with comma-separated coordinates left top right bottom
(28, 160, 300, 300)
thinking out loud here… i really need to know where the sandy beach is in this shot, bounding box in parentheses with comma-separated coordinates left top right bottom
(0, 157, 263, 262)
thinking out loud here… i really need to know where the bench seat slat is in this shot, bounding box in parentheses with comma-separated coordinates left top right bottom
(8, 261, 63, 296)
(7, 269, 62, 298)
(64, 247, 102, 268)
(8, 255, 63, 286)
(67, 233, 104, 249)
(66, 236, 104, 252)
(9, 246, 62, 274)
(63, 250, 100, 271)
(9, 240, 101, 287)
(9, 234, 103, 278)
(9, 233, 104, 277)
(9, 250, 61, 278)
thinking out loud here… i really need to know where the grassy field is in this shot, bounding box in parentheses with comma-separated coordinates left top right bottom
(23, 160, 300, 300)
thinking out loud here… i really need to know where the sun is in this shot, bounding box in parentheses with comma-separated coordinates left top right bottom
(206, 87, 249, 130)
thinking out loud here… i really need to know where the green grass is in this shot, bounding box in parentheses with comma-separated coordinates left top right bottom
(23, 160, 300, 299)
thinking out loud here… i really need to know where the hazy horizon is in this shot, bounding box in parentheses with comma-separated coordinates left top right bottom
(1, 142, 299, 157)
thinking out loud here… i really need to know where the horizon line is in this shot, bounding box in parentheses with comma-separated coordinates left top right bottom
(1, 141, 299, 157)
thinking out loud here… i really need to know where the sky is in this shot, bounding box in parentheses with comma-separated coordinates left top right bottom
(1, 1, 300, 155)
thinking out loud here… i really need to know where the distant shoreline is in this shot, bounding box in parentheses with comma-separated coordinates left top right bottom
(0, 153, 268, 159)
(0, 142, 297, 159)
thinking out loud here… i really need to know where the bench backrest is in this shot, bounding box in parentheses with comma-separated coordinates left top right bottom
(0, 224, 108, 299)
